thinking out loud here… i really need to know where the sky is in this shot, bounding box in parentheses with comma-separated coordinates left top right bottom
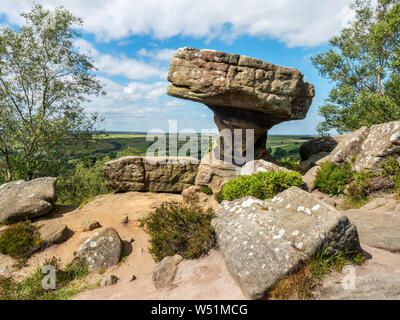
(0, 0, 355, 135)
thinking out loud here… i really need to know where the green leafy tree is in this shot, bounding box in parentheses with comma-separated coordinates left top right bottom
(312, 0, 400, 135)
(0, 5, 105, 182)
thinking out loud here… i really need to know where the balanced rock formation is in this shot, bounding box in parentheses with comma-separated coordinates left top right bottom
(212, 187, 361, 299)
(317, 121, 400, 171)
(167, 47, 314, 163)
(0, 177, 57, 223)
(104, 156, 199, 193)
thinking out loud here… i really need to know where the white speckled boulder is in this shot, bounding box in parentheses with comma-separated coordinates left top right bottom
(78, 227, 122, 272)
(212, 187, 361, 299)
(0, 177, 57, 223)
(317, 121, 400, 171)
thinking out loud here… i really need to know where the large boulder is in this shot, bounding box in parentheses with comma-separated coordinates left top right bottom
(0, 178, 57, 223)
(317, 121, 400, 171)
(167, 47, 314, 163)
(104, 156, 199, 193)
(240, 159, 291, 175)
(78, 227, 122, 272)
(34, 220, 69, 247)
(212, 187, 361, 299)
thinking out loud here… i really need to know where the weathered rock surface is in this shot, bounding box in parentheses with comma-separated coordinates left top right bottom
(345, 198, 400, 252)
(317, 122, 400, 171)
(298, 152, 329, 174)
(181, 186, 219, 211)
(212, 187, 361, 299)
(153, 255, 183, 289)
(302, 166, 320, 191)
(317, 273, 400, 300)
(34, 220, 69, 246)
(100, 275, 118, 287)
(167, 47, 314, 162)
(195, 151, 241, 193)
(300, 137, 339, 161)
(0, 178, 57, 223)
(104, 156, 199, 193)
(240, 159, 291, 175)
(78, 227, 122, 272)
(81, 219, 102, 232)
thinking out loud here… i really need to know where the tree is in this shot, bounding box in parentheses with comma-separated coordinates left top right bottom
(312, 0, 400, 135)
(0, 5, 105, 182)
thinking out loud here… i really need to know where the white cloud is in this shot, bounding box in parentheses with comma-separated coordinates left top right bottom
(0, 0, 354, 47)
(166, 99, 186, 107)
(137, 48, 177, 61)
(74, 39, 165, 80)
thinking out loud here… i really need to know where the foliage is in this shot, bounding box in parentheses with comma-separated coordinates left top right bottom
(345, 168, 373, 207)
(314, 162, 353, 196)
(0, 257, 89, 300)
(56, 156, 111, 206)
(380, 157, 400, 197)
(199, 186, 213, 195)
(143, 202, 216, 262)
(312, 0, 400, 135)
(268, 248, 365, 300)
(214, 191, 224, 204)
(0, 4, 104, 182)
(277, 157, 300, 171)
(0, 221, 41, 261)
(222, 171, 304, 201)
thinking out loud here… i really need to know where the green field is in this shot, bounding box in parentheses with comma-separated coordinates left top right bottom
(72, 133, 315, 163)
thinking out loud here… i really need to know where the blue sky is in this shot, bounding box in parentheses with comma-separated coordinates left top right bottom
(0, 0, 355, 135)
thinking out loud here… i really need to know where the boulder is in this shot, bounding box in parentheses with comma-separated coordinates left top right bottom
(181, 186, 219, 211)
(297, 152, 329, 174)
(300, 137, 339, 161)
(317, 121, 400, 171)
(195, 151, 241, 193)
(104, 156, 199, 193)
(0, 178, 57, 223)
(34, 220, 69, 246)
(152, 255, 183, 289)
(212, 187, 361, 299)
(302, 166, 320, 192)
(345, 197, 400, 252)
(78, 227, 122, 272)
(167, 47, 314, 163)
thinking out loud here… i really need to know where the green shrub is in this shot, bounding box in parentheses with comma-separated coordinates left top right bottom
(314, 162, 353, 196)
(0, 221, 41, 261)
(0, 257, 89, 300)
(143, 202, 216, 262)
(222, 171, 304, 201)
(57, 157, 111, 206)
(345, 169, 373, 207)
(277, 158, 300, 171)
(380, 158, 400, 198)
(214, 191, 224, 203)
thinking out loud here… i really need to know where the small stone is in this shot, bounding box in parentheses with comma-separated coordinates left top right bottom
(129, 238, 134, 244)
(130, 275, 137, 281)
(121, 216, 129, 224)
(81, 219, 102, 232)
(153, 255, 183, 289)
(100, 275, 118, 288)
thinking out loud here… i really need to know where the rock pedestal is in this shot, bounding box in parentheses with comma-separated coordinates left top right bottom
(167, 47, 314, 163)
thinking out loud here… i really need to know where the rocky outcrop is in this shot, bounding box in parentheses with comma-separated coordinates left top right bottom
(0, 178, 57, 223)
(167, 47, 314, 163)
(104, 156, 199, 193)
(240, 159, 291, 175)
(181, 186, 219, 211)
(78, 227, 122, 272)
(153, 255, 183, 289)
(317, 122, 400, 171)
(212, 187, 361, 299)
